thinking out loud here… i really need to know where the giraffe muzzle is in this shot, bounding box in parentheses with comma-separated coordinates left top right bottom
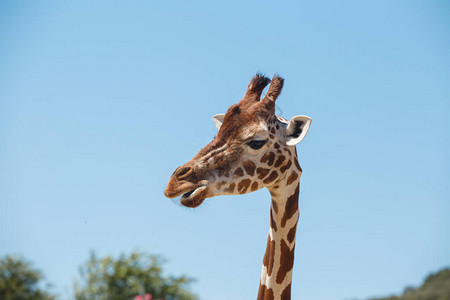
(164, 172, 209, 208)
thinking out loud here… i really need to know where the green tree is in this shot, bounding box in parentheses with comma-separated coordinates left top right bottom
(370, 268, 450, 300)
(0, 255, 56, 300)
(74, 251, 198, 300)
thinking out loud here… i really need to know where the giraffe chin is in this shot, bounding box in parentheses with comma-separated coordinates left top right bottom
(179, 186, 207, 208)
(180, 197, 205, 208)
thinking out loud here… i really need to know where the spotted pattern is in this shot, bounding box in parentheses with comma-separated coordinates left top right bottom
(281, 185, 299, 228)
(271, 200, 279, 214)
(237, 179, 251, 194)
(257, 284, 274, 300)
(224, 183, 235, 193)
(287, 220, 297, 243)
(286, 171, 299, 185)
(294, 158, 302, 172)
(281, 283, 291, 300)
(261, 152, 275, 166)
(274, 155, 285, 168)
(263, 236, 276, 276)
(276, 239, 295, 284)
(233, 167, 244, 177)
(280, 160, 292, 173)
(263, 170, 278, 184)
(243, 160, 256, 176)
(257, 167, 270, 179)
(270, 209, 278, 232)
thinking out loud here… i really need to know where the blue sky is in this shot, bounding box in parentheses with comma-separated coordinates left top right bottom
(0, 1, 449, 299)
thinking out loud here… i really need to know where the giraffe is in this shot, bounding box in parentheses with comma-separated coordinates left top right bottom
(164, 74, 311, 300)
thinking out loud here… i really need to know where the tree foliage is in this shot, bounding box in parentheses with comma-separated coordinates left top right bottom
(370, 268, 450, 300)
(74, 251, 198, 300)
(0, 255, 56, 300)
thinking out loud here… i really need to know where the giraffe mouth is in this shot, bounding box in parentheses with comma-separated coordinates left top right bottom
(180, 186, 207, 208)
(183, 189, 195, 198)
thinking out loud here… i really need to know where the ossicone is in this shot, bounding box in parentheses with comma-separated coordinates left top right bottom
(243, 73, 271, 102)
(262, 74, 284, 103)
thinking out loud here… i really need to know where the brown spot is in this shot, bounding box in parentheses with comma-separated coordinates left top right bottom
(274, 155, 286, 168)
(251, 181, 258, 191)
(280, 160, 292, 173)
(270, 209, 278, 232)
(286, 171, 299, 185)
(215, 182, 223, 189)
(287, 220, 298, 243)
(276, 239, 295, 284)
(269, 134, 275, 139)
(284, 148, 292, 155)
(271, 199, 278, 214)
(237, 179, 251, 194)
(233, 167, 244, 178)
(294, 159, 302, 172)
(276, 124, 280, 130)
(263, 170, 278, 184)
(257, 284, 274, 300)
(261, 152, 275, 166)
(274, 142, 280, 149)
(270, 127, 276, 134)
(224, 183, 235, 193)
(281, 283, 291, 300)
(281, 185, 299, 227)
(257, 167, 270, 179)
(243, 160, 256, 176)
(262, 236, 276, 276)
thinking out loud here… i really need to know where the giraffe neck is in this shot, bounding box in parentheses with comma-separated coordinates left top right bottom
(257, 158, 301, 300)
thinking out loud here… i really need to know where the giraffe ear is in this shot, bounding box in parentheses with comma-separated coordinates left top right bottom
(212, 114, 225, 130)
(285, 115, 312, 146)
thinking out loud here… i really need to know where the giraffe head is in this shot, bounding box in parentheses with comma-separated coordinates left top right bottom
(165, 74, 311, 207)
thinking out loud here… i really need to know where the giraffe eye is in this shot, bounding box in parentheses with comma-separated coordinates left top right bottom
(247, 140, 266, 150)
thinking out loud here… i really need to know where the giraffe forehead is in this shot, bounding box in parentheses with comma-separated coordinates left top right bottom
(241, 122, 269, 140)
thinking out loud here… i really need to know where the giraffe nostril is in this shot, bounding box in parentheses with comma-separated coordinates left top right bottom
(175, 166, 192, 179)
